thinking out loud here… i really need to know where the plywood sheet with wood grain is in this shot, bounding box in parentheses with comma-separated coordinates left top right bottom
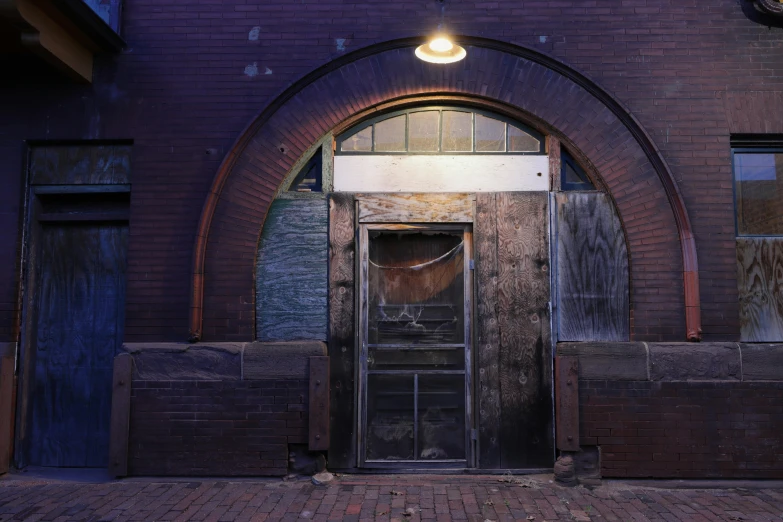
(474, 193, 501, 468)
(357, 193, 474, 223)
(256, 198, 328, 341)
(556, 192, 629, 342)
(738, 238, 783, 342)
(327, 193, 356, 468)
(495, 192, 553, 468)
(29, 224, 128, 467)
(30, 145, 131, 185)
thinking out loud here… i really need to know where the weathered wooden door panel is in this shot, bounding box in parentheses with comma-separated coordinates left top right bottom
(556, 192, 629, 342)
(475, 193, 501, 468)
(29, 224, 128, 467)
(327, 193, 356, 469)
(475, 192, 553, 469)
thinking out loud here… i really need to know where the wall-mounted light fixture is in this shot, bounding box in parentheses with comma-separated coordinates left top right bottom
(415, 0, 466, 64)
(415, 35, 466, 64)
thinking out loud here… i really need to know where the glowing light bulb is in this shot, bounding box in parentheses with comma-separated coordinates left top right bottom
(429, 37, 453, 52)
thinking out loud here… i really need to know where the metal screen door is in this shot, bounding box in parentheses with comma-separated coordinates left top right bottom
(358, 223, 473, 467)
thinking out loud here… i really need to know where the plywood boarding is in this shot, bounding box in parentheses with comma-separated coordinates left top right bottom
(334, 155, 549, 192)
(357, 193, 474, 223)
(108, 354, 132, 477)
(30, 145, 131, 185)
(30, 224, 128, 467)
(495, 192, 553, 469)
(327, 193, 357, 468)
(474, 193, 501, 468)
(556, 192, 629, 342)
(738, 238, 783, 342)
(256, 198, 328, 341)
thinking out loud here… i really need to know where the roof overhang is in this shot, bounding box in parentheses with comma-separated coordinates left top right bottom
(0, 0, 125, 83)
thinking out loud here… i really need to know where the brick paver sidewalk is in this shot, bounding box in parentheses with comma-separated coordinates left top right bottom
(1, 473, 783, 521)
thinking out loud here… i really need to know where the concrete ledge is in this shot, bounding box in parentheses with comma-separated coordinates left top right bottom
(740, 344, 783, 381)
(243, 341, 327, 379)
(123, 343, 242, 381)
(123, 341, 328, 380)
(558, 342, 783, 382)
(557, 343, 648, 380)
(649, 343, 740, 381)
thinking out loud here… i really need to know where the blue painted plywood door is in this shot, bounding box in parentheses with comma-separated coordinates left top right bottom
(29, 223, 128, 467)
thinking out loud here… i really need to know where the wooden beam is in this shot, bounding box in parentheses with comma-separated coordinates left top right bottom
(547, 136, 561, 192)
(309, 356, 330, 451)
(327, 193, 356, 468)
(357, 193, 475, 223)
(555, 356, 579, 451)
(474, 193, 501, 469)
(108, 354, 132, 477)
(0, 356, 14, 475)
(496, 192, 553, 468)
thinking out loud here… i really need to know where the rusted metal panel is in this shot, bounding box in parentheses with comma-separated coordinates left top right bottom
(108, 354, 132, 477)
(555, 356, 580, 452)
(357, 193, 474, 223)
(309, 356, 330, 451)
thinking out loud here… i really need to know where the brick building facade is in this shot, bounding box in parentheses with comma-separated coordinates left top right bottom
(1, 0, 783, 480)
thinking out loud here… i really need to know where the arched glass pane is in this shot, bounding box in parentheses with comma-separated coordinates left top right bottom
(340, 126, 372, 152)
(409, 111, 440, 152)
(475, 114, 505, 152)
(508, 125, 540, 152)
(441, 111, 472, 152)
(374, 115, 406, 152)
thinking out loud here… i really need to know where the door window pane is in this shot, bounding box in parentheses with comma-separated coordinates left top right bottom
(408, 111, 440, 152)
(368, 347, 465, 371)
(441, 111, 472, 152)
(475, 114, 506, 152)
(374, 115, 406, 152)
(417, 375, 465, 460)
(368, 231, 465, 345)
(735, 152, 783, 235)
(508, 125, 540, 152)
(366, 374, 414, 460)
(340, 126, 372, 152)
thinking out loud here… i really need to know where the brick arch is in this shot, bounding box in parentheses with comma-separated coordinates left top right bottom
(191, 37, 700, 343)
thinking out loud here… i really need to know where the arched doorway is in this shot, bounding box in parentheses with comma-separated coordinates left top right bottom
(192, 38, 699, 471)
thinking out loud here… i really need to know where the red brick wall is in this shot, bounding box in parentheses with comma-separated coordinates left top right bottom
(580, 380, 783, 479)
(128, 380, 307, 476)
(2, 1, 783, 343)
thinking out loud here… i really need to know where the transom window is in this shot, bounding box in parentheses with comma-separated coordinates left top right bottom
(337, 107, 545, 155)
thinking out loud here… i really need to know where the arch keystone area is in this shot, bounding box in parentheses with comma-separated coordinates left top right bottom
(190, 37, 701, 343)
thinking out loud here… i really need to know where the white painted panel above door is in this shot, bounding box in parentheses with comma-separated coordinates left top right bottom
(333, 155, 549, 192)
